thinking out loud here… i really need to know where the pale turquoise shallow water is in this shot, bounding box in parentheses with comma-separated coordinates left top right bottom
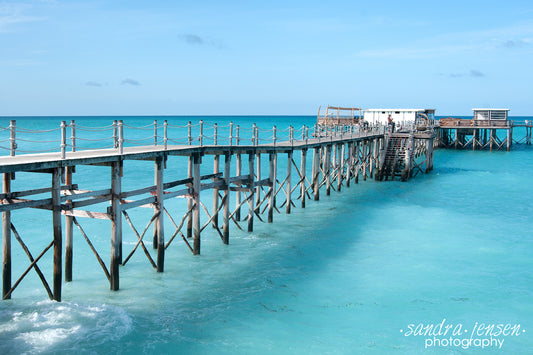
(0, 116, 532, 354)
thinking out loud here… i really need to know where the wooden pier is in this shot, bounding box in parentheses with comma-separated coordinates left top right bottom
(1, 120, 436, 302)
(436, 112, 532, 151)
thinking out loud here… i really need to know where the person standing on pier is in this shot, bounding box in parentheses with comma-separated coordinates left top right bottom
(387, 114, 395, 132)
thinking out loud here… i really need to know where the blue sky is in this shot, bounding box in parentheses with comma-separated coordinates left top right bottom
(1, 0, 533, 116)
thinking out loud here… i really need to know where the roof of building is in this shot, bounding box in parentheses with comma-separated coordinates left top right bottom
(472, 108, 509, 111)
(364, 108, 434, 112)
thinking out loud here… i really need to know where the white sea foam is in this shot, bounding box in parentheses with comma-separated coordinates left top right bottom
(1, 300, 132, 354)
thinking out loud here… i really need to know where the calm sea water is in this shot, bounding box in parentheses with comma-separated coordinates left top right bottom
(0, 116, 532, 354)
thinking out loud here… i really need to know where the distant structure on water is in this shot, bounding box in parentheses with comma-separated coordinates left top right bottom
(363, 109, 436, 127)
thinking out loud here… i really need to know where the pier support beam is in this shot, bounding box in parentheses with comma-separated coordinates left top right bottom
(193, 153, 202, 254)
(426, 138, 434, 173)
(255, 153, 261, 213)
(247, 152, 255, 231)
(223, 153, 231, 243)
(187, 156, 193, 239)
(312, 147, 320, 201)
(325, 145, 331, 196)
(355, 142, 360, 184)
(110, 161, 122, 291)
(286, 151, 292, 213)
(268, 152, 276, 223)
(362, 141, 368, 181)
(212, 155, 220, 229)
(52, 168, 62, 301)
(372, 139, 379, 178)
(65, 167, 73, 282)
(2, 173, 11, 299)
(346, 142, 352, 187)
(155, 157, 165, 272)
(300, 149, 307, 208)
(235, 154, 242, 221)
(507, 128, 512, 152)
(336, 144, 343, 192)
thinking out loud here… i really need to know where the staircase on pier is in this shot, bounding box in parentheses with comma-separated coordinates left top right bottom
(376, 133, 415, 181)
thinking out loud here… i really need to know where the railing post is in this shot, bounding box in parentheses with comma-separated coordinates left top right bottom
(163, 120, 168, 150)
(236, 125, 240, 146)
(70, 120, 76, 152)
(154, 119, 158, 146)
(289, 126, 294, 146)
(229, 122, 234, 146)
(60, 121, 66, 159)
(214, 123, 218, 146)
(305, 126, 309, 144)
(273, 125, 277, 146)
(113, 120, 118, 148)
(9, 120, 16, 157)
(118, 120, 124, 154)
(188, 121, 192, 145)
(199, 120, 204, 146)
(252, 123, 257, 146)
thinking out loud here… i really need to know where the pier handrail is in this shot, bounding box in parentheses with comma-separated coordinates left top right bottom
(0, 119, 390, 159)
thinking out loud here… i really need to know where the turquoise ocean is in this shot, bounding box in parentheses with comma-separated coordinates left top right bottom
(0, 115, 532, 354)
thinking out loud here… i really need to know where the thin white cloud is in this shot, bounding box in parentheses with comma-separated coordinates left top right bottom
(121, 78, 140, 86)
(356, 45, 472, 59)
(354, 21, 533, 60)
(178, 33, 225, 49)
(85, 81, 103, 87)
(0, 3, 44, 33)
(439, 69, 485, 78)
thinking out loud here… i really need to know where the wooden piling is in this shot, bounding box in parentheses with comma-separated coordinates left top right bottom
(155, 157, 165, 272)
(355, 142, 360, 184)
(325, 145, 331, 196)
(187, 156, 193, 239)
(152, 161, 158, 250)
(235, 153, 242, 221)
(193, 153, 201, 254)
(268, 152, 276, 223)
(507, 127, 512, 151)
(371, 139, 378, 178)
(300, 149, 307, 208)
(425, 138, 433, 173)
(65, 167, 73, 282)
(247, 152, 255, 231)
(52, 168, 62, 301)
(362, 141, 368, 181)
(286, 151, 292, 213)
(213, 155, 220, 229)
(110, 160, 122, 291)
(333, 144, 338, 191)
(336, 144, 342, 192)
(346, 142, 352, 187)
(223, 153, 231, 243)
(256, 152, 261, 211)
(2, 173, 11, 299)
(312, 147, 320, 201)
